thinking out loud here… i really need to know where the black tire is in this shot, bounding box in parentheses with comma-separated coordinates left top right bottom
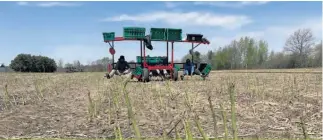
(172, 68, 178, 81)
(142, 68, 150, 82)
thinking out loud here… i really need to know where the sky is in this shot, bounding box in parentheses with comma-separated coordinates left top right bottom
(0, 1, 322, 65)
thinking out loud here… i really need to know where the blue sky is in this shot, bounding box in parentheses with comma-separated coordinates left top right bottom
(0, 1, 322, 65)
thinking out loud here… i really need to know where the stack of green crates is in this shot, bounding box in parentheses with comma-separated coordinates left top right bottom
(123, 27, 146, 39)
(150, 28, 167, 41)
(150, 28, 182, 41)
(102, 32, 115, 41)
(166, 28, 182, 41)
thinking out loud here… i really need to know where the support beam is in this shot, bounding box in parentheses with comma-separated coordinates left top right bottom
(167, 42, 169, 63)
(172, 42, 174, 67)
(140, 40, 143, 67)
(192, 43, 201, 50)
(112, 41, 115, 69)
(107, 41, 113, 48)
(190, 43, 202, 64)
(171, 42, 174, 79)
(107, 41, 116, 69)
(191, 43, 194, 63)
(143, 40, 146, 68)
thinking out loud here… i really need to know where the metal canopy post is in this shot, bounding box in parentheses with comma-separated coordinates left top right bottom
(190, 42, 202, 64)
(192, 43, 201, 50)
(171, 41, 174, 79)
(112, 41, 114, 69)
(167, 42, 169, 63)
(191, 43, 194, 63)
(107, 41, 115, 69)
(143, 40, 146, 68)
(171, 42, 174, 67)
(140, 40, 143, 67)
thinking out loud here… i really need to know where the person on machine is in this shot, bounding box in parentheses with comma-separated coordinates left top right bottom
(180, 58, 207, 80)
(180, 59, 195, 79)
(106, 55, 131, 79)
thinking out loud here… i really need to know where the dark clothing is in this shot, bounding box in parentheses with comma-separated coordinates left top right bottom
(183, 62, 194, 75)
(115, 60, 130, 73)
(184, 62, 193, 70)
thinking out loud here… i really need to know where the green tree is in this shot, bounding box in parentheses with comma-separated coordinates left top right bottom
(258, 40, 269, 67)
(10, 54, 32, 72)
(181, 51, 202, 63)
(246, 38, 256, 68)
(10, 54, 57, 72)
(206, 50, 214, 64)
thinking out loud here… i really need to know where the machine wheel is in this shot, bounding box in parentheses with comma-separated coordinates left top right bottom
(142, 68, 150, 82)
(172, 68, 178, 81)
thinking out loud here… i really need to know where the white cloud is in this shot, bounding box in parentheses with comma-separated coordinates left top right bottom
(36, 2, 81, 7)
(16, 2, 81, 7)
(194, 1, 269, 8)
(103, 11, 252, 30)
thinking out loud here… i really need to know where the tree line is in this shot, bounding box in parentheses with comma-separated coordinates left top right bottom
(8, 55, 112, 73)
(56, 57, 112, 72)
(182, 28, 322, 70)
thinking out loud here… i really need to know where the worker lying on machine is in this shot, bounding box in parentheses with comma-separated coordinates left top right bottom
(105, 55, 131, 79)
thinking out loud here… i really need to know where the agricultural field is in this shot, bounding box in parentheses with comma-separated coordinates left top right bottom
(0, 69, 322, 140)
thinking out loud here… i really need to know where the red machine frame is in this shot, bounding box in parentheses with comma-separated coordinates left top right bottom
(104, 36, 210, 76)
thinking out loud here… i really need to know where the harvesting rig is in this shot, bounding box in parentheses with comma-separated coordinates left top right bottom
(103, 27, 212, 82)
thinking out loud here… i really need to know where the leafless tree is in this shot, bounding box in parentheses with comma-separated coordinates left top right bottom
(73, 60, 81, 68)
(284, 28, 315, 67)
(58, 59, 64, 68)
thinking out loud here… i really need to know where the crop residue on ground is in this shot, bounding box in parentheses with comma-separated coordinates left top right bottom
(0, 70, 322, 139)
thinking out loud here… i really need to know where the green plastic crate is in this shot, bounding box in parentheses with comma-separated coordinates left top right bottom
(123, 27, 146, 39)
(102, 32, 115, 41)
(166, 28, 182, 41)
(174, 65, 181, 71)
(202, 64, 212, 75)
(136, 56, 167, 64)
(136, 56, 162, 64)
(150, 28, 166, 40)
(132, 66, 143, 76)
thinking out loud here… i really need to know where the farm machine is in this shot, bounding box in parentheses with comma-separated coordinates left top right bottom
(102, 27, 212, 82)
